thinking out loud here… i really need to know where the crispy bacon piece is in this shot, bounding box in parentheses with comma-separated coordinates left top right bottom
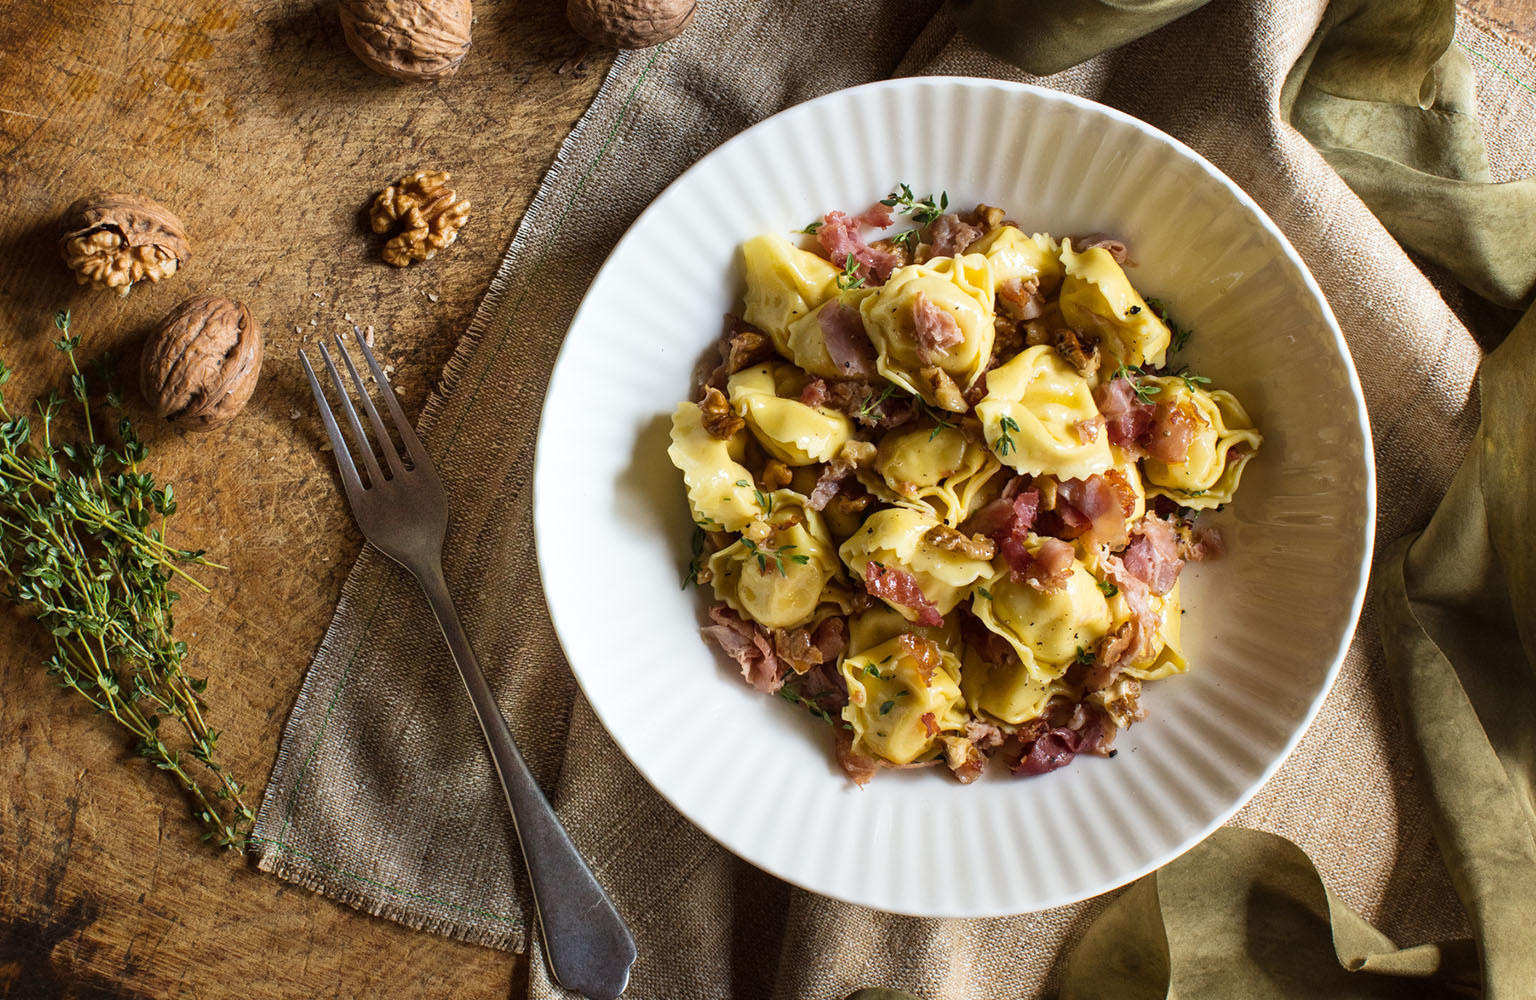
(817, 211, 900, 285)
(967, 487, 1040, 547)
(1053, 476, 1130, 548)
(864, 561, 943, 627)
(810, 616, 847, 663)
(1145, 400, 1198, 464)
(1120, 516, 1184, 595)
(1083, 560, 1162, 690)
(920, 712, 939, 737)
(1004, 535, 1074, 591)
(1178, 520, 1226, 561)
(818, 302, 879, 378)
(912, 292, 964, 365)
(1013, 719, 1103, 776)
(898, 634, 942, 683)
(997, 277, 1046, 321)
(1071, 233, 1131, 264)
(1093, 376, 1156, 454)
(927, 213, 985, 257)
(854, 201, 895, 229)
(835, 728, 880, 786)
(807, 440, 876, 511)
(701, 604, 783, 694)
(799, 378, 829, 407)
(772, 616, 848, 677)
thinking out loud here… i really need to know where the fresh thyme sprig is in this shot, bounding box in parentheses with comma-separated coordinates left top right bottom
(889, 229, 921, 252)
(881, 184, 949, 225)
(1146, 297, 1192, 353)
(1170, 366, 1212, 393)
(1096, 579, 1119, 598)
(741, 537, 810, 577)
(798, 220, 824, 235)
(993, 414, 1020, 457)
(778, 682, 848, 729)
(835, 255, 865, 291)
(858, 383, 898, 420)
(0, 312, 251, 850)
(915, 399, 957, 442)
(1112, 364, 1162, 404)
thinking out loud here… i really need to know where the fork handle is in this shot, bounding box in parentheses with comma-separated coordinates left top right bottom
(416, 563, 637, 999)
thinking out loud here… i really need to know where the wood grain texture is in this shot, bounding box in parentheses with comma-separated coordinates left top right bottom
(0, 0, 608, 996)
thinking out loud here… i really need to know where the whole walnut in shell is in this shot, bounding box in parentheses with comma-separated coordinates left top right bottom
(59, 193, 190, 296)
(567, 0, 695, 48)
(141, 297, 263, 431)
(339, 0, 472, 81)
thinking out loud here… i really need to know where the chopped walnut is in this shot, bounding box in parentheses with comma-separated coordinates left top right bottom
(925, 524, 997, 561)
(59, 193, 190, 296)
(971, 203, 1006, 231)
(1022, 319, 1054, 348)
(870, 236, 915, 270)
(829, 492, 871, 516)
(920, 367, 968, 413)
(698, 385, 743, 439)
(942, 735, 985, 784)
(370, 170, 470, 267)
(1055, 327, 1101, 379)
(760, 459, 792, 491)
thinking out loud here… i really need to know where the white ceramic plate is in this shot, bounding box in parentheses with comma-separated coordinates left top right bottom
(534, 77, 1374, 917)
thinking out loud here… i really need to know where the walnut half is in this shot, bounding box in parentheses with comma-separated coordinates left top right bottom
(141, 297, 263, 431)
(59, 193, 190, 296)
(369, 170, 470, 267)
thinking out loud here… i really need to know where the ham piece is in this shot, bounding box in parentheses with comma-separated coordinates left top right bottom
(927, 213, 985, 257)
(701, 604, 783, 694)
(1094, 375, 1198, 464)
(1014, 718, 1103, 776)
(911, 292, 964, 364)
(817, 301, 879, 378)
(864, 561, 944, 627)
(1120, 516, 1184, 595)
(817, 211, 900, 285)
(1054, 475, 1130, 548)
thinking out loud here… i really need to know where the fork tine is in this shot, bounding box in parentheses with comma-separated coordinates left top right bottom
(333, 335, 405, 479)
(354, 334, 432, 470)
(318, 341, 385, 488)
(299, 350, 365, 500)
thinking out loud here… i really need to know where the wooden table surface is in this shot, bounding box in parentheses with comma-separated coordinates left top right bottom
(1, 1, 1532, 998)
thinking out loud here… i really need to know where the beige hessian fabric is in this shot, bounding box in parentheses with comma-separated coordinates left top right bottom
(251, 2, 1536, 996)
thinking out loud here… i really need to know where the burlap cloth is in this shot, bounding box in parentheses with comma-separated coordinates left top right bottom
(252, 2, 1536, 995)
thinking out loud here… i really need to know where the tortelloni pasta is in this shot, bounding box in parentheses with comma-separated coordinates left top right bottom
(727, 363, 853, 465)
(672, 193, 1263, 787)
(740, 234, 842, 353)
(841, 634, 966, 765)
(975, 345, 1113, 480)
(968, 227, 1062, 291)
(706, 491, 842, 629)
(867, 423, 1001, 525)
(860, 254, 995, 407)
(667, 401, 761, 532)
(1141, 378, 1264, 510)
(838, 506, 993, 620)
(1057, 240, 1171, 370)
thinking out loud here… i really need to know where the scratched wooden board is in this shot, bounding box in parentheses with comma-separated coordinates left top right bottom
(0, 0, 610, 995)
(5, 1, 1536, 998)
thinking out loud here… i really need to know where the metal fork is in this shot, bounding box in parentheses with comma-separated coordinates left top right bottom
(300, 335, 637, 1000)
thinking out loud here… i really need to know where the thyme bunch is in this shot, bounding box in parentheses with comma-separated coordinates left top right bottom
(0, 312, 251, 850)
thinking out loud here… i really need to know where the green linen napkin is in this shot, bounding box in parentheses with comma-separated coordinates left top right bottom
(925, 0, 1536, 995)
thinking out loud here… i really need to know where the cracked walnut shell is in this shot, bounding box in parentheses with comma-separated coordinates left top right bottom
(141, 297, 263, 431)
(339, 0, 472, 81)
(370, 170, 469, 267)
(59, 193, 190, 296)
